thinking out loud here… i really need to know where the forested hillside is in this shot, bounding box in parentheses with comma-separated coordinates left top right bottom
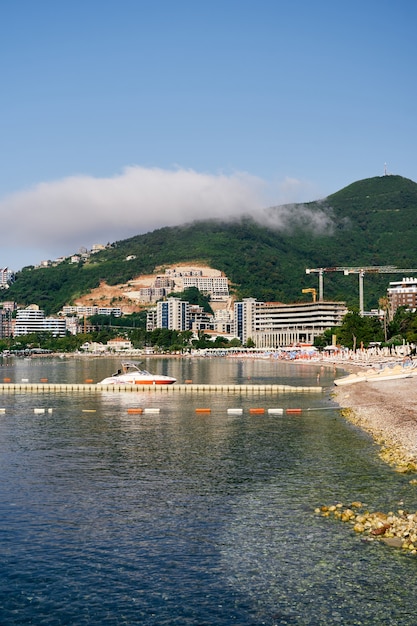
(3, 175, 417, 314)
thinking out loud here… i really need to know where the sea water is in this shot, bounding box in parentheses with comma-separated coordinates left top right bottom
(0, 356, 416, 625)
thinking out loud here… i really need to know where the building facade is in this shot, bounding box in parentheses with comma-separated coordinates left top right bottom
(14, 305, 67, 337)
(0, 268, 15, 289)
(61, 306, 122, 317)
(234, 298, 347, 348)
(182, 276, 229, 300)
(156, 298, 190, 331)
(387, 277, 417, 316)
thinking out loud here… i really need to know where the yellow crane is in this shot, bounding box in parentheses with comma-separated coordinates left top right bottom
(302, 288, 317, 303)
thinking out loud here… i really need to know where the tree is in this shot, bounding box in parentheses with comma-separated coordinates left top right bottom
(388, 306, 415, 340)
(167, 287, 213, 314)
(334, 311, 384, 349)
(378, 296, 390, 342)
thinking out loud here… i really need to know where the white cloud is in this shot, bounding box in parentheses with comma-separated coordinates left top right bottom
(0, 166, 326, 269)
(0, 165, 263, 250)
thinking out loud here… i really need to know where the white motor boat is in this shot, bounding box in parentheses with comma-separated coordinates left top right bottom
(97, 362, 176, 385)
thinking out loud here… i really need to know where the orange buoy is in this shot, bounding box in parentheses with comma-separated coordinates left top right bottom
(286, 408, 302, 414)
(40, 378, 48, 383)
(85, 378, 94, 383)
(3, 377, 11, 383)
(185, 379, 193, 383)
(249, 408, 265, 414)
(195, 408, 211, 413)
(127, 408, 143, 414)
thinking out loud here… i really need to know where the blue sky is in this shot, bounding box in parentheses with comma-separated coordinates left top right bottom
(1, 0, 416, 270)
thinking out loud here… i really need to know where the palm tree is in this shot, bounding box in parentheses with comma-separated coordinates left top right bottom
(379, 296, 390, 342)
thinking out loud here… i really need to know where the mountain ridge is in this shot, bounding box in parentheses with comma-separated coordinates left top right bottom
(3, 174, 417, 314)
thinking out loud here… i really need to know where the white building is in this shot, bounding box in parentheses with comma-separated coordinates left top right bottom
(107, 337, 133, 351)
(14, 305, 67, 337)
(182, 275, 229, 300)
(61, 305, 122, 317)
(156, 298, 190, 331)
(43, 317, 67, 336)
(14, 305, 45, 336)
(0, 268, 15, 289)
(234, 298, 347, 348)
(146, 308, 157, 331)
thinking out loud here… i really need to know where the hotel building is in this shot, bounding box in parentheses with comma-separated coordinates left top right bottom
(234, 298, 347, 348)
(14, 305, 67, 337)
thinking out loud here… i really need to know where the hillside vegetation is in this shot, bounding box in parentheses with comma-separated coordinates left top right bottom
(3, 175, 417, 314)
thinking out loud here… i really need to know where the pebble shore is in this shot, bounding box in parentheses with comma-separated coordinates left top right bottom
(333, 365, 417, 472)
(315, 502, 417, 554)
(316, 358, 417, 555)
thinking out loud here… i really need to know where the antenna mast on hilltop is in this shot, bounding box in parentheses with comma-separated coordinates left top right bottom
(384, 162, 388, 176)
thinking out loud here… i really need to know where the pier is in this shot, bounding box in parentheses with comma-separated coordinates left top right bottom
(0, 382, 323, 394)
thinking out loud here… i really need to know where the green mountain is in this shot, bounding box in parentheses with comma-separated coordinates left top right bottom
(3, 174, 417, 314)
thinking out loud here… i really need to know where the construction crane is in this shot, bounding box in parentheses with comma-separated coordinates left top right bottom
(301, 287, 317, 303)
(305, 266, 417, 315)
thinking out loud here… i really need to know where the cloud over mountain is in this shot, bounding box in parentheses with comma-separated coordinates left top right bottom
(0, 166, 321, 268)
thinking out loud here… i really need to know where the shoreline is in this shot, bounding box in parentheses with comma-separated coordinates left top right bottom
(332, 360, 417, 473)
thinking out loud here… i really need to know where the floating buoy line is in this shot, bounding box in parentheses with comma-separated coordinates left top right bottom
(0, 382, 322, 394)
(0, 405, 320, 416)
(0, 381, 324, 417)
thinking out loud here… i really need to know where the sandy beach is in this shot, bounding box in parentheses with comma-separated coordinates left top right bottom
(333, 365, 417, 472)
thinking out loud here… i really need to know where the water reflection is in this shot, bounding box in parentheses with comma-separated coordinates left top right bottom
(0, 357, 416, 624)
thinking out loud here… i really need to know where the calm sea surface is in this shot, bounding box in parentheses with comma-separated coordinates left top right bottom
(0, 356, 417, 625)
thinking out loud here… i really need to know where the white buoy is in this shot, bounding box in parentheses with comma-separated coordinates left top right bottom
(268, 408, 284, 415)
(143, 408, 161, 414)
(34, 408, 45, 414)
(227, 408, 243, 415)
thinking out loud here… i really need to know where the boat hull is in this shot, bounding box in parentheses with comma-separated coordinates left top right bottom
(97, 362, 176, 386)
(98, 377, 176, 385)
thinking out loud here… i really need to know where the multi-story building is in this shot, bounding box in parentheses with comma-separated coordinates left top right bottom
(0, 308, 13, 338)
(387, 277, 417, 316)
(182, 276, 229, 300)
(189, 305, 215, 332)
(156, 298, 190, 331)
(138, 287, 168, 303)
(146, 308, 157, 332)
(14, 305, 67, 337)
(148, 301, 232, 335)
(0, 268, 15, 289)
(234, 298, 347, 348)
(61, 305, 122, 317)
(14, 305, 46, 336)
(0, 301, 16, 338)
(43, 317, 67, 337)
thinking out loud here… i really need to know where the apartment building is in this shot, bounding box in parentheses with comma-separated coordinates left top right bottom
(234, 298, 347, 348)
(0, 268, 15, 289)
(156, 298, 190, 331)
(182, 275, 229, 300)
(61, 305, 122, 317)
(387, 277, 417, 316)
